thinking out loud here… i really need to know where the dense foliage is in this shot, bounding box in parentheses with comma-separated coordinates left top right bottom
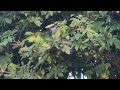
(0, 11, 120, 79)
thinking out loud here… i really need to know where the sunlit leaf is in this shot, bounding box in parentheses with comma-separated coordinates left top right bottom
(54, 30, 61, 39)
(34, 19, 42, 27)
(8, 63, 18, 74)
(87, 32, 93, 39)
(62, 45, 71, 54)
(27, 35, 43, 43)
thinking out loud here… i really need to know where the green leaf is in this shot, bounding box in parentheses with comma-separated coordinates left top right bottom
(58, 73, 63, 77)
(8, 37, 13, 42)
(99, 11, 108, 16)
(8, 63, 18, 74)
(101, 73, 108, 79)
(1, 41, 8, 46)
(83, 39, 89, 43)
(4, 74, 16, 79)
(46, 72, 53, 79)
(0, 55, 11, 65)
(34, 19, 42, 27)
(105, 63, 111, 69)
(54, 30, 61, 39)
(66, 36, 70, 40)
(49, 11, 54, 16)
(75, 33, 80, 40)
(86, 28, 96, 34)
(47, 56, 51, 64)
(25, 32, 34, 36)
(0, 63, 8, 71)
(75, 44, 79, 51)
(80, 17, 88, 23)
(61, 28, 66, 36)
(109, 38, 113, 46)
(84, 70, 93, 79)
(0, 45, 4, 52)
(76, 15, 82, 19)
(99, 47, 103, 52)
(87, 32, 93, 39)
(82, 30, 87, 36)
(93, 21, 105, 32)
(101, 42, 105, 48)
(70, 18, 80, 27)
(62, 45, 71, 54)
(113, 38, 120, 49)
(38, 54, 49, 64)
(95, 64, 104, 77)
(17, 66, 24, 75)
(5, 18, 12, 24)
(96, 73, 100, 77)
(86, 28, 96, 39)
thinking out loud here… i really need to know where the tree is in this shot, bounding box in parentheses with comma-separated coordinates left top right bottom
(0, 11, 120, 79)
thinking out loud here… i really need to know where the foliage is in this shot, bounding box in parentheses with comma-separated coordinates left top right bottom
(0, 11, 120, 79)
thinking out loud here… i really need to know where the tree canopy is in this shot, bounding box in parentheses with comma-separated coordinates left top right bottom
(0, 11, 120, 79)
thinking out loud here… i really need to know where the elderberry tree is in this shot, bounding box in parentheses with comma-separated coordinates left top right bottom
(0, 11, 120, 79)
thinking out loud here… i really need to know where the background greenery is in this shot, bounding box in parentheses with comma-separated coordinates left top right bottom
(0, 11, 120, 79)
